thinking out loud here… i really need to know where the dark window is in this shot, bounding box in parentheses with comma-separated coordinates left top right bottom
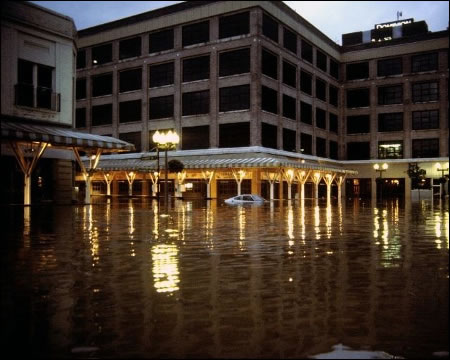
(377, 57, 402, 76)
(261, 86, 277, 114)
(283, 28, 297, 54)
(330, 58, 339, 80)
(347, 88, 370, 108)
(316, 137, 326, 157)
(92, 43, 112, 65)
(119, 99, 141, 123)
(182, 90, 209, 116)
(329, 113, 338, 134)
(412, 110, 439, 130)
(262, 122, 277, 149)
(316, 108, 326, 129)
(300, 133, 312, 155)
(262, 48, 278, 80)
(412, 82, 439, 102)
(119, 68, 142, 93)
(301, 40, 313, 63)
(149, 62, 174, 88)
(18, 59, 33, 85)
(282, 94, 296, 120)
(412, 138, 439, 158)
(182, 126, 209, 150)
(219, 48, 250, 77)
(77, 49, 86, 69)
(300, 70, 312, 95)
(219, 84, 250, 112)
(182, 21, 209, 46)
(412, 53, 438, 72)
(347, 142, 370, 160)
(92, 73, 113, 97)
(37, 64, 53, 110)
(315, 78, 326, 102)
(183, 55, 210, 82)
(262, 13, 278, 42)
(75, 108, 86, 128)
(329, 85, 338, 107)
(378, 141, 403, 159)
(119, 37, 141, 60)
(378, 85, 403, 105)
(329, 140, 338, 160)
(346, 62, 369, 80)
(219, 122, 250, 148)
(149, 28, 174, 53)
(378, 113, 403, 132)
(76, 78, 86, 100)
(282, 61, 296, 88)
(92, 103, 112, 126)
(219, 12, 249, 39)
(300, 101, 312, 125)
(316, 50, 327, 72)
(347, 115, 370, 134)
(119, 132, 141, 153)
(283, 128, 296, 152)
(149, 95, 174, 120)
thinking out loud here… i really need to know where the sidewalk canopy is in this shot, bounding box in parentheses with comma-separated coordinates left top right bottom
(85, 152, 357, 175)
(1, 120, 134, 152)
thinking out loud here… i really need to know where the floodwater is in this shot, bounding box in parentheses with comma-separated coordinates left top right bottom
(1, 198, 448, 359)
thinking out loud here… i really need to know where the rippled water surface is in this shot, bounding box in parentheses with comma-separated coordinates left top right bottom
(1, 198, 448, 359)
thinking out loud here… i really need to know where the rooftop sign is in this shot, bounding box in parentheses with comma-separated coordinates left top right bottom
(375, 18, 414, 29)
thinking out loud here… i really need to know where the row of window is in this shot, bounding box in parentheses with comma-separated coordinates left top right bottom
(262, 13, 339, 79)
(261, 48, 339, 106)
(347, 52, 441, 80)
(346, 81, 440, 108)
(77, 11, 252, 68)
(97, 123, 338, 159)
(77, 84, 339, 131)
(347, 110, 442, 134)
(347, 110, 439, 134)
(78, 10, 340, 82)
(347, 138, 440, 160)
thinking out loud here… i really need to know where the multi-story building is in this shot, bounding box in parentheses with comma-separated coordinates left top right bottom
(74, 1, 448, 201)
(1, 2, 133, 205)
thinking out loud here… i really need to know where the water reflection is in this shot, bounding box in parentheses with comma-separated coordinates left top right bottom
(3, 198, 448, 359)
(151, 244, 180, 294)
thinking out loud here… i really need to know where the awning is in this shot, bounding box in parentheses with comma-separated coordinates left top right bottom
(87, 153, 357, 175)
(1, 120, 134, 152)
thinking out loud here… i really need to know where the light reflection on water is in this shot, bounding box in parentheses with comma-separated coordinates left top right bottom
(1, 198, 448, 359)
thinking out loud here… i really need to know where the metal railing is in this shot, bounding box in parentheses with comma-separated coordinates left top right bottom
(15, 84, 60, 112)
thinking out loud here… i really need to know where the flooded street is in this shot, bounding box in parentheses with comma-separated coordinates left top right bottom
(1, 198, 448, 359)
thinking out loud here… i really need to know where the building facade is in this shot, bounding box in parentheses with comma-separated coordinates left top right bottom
(1, 2, 133, 205)
(74, 1, 449, 201)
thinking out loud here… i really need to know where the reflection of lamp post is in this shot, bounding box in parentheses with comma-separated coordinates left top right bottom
(435, 162, 449, 197)
(373, 163, 388, 201)
(152, 130, 180, 206)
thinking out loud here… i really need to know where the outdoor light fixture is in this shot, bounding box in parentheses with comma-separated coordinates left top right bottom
(373, 163, 388, 201)
(152, 130, 179, 206)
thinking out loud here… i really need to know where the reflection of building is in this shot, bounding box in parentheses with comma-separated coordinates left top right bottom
(73, 1, 448, 200)
(0, 2, 133, 205)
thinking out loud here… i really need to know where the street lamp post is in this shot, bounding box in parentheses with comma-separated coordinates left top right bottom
(435, 162, 449, 197)
(152, 130, 180, 206)
(373, 163, 388, 201)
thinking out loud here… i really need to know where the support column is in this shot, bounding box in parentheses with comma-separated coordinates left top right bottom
(283, 169, 295, 200)
(335, 174, 346, 203)
(73, 147, 102, 204)
(10, 141, 48, 205)
(232, 169, 246, 196)
(295, 170, 311, 201)
(323, 173, 336, 204)
(175, 171, 186, 198)
(103, 173, 114, 196)
(312, 172, 322, 200)
(125, 171, 136, 197)
(202, 170, 215, 199)
(265, 171, 280, 201)
(149, 172, 159, 197)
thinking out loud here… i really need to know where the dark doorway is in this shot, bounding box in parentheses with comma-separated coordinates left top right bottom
(346, 178, 372, 198)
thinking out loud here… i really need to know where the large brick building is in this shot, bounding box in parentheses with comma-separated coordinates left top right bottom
(74, 1, 448, 201)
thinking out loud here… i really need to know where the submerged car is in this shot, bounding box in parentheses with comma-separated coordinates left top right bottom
(224, 194, 266, 205)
